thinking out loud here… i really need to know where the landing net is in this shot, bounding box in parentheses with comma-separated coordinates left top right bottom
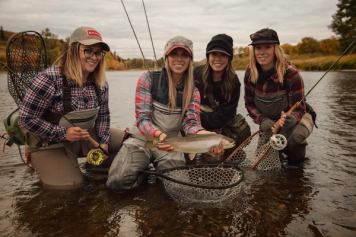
(152, 164, 243, 204)
(6, 31, 47, 106)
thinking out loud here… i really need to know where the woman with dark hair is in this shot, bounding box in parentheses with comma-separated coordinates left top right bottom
(194, 34, 249, 157)
(19, 26, 125, 189)
(244, 28, 314, 165)
(107, 36, 223, 191)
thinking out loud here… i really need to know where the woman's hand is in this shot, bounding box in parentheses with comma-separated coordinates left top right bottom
(65, 127, 90, 142)
(154, 130, 174, 151)
(271, 111, 287, 134)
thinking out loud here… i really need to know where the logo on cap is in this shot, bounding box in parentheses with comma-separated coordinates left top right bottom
(87, 30, 102, 40)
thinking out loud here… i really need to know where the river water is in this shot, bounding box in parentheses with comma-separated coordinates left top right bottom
(0, 70, 355, 237)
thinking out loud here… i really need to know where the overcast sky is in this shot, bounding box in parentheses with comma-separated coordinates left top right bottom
(0, 0, 338, 60)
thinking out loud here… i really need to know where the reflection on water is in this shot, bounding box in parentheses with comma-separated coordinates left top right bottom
(0, 70, 356, 236)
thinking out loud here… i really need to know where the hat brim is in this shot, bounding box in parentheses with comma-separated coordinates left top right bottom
(79, 39, 110, 51)
(166, 45, 192, 57)
(249, 40, 280, 46)
(206, 48, 231, 57)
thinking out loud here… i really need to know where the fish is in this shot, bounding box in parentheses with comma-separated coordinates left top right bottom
(145, 133, 235, 155)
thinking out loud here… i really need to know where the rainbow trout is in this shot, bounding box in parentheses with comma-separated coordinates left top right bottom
(146, 133, 235, 154)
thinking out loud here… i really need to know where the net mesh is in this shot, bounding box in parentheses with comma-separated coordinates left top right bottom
(159, 164, 243, 204)
(6, 31, 47, 106)
(226, 131, 281, 171)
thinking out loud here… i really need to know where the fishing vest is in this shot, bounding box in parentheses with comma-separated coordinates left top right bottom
(150, 69, 185, 137)
(150, 69, 183, 107)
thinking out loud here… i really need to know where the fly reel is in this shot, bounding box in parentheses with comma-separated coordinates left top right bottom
(269, 134, 287, 150)
(87, 148, 104, 166)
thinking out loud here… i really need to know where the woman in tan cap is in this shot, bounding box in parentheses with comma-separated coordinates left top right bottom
(19, 26, 125, 189)
(244, 28, 315, 165)
(107, 36, 223, 191)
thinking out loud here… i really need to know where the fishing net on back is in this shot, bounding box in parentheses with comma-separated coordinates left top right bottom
(225, 130, 282, 171)
(145, 164, 243, 204)
(6, 31, 47, 106)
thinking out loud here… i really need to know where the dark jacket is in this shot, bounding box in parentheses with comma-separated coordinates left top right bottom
(194, 65, 241, 129)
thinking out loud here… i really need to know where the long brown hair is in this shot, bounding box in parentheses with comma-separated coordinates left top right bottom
(248, 44, 288, 84)
(56, 42, 107, 88)
(164, 59, 194, 116)
(202, 59, 236, 102)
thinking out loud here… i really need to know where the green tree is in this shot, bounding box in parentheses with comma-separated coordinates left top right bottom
(297, 37, 320, 54)
(319, 37, 340, 54)
(329, 0, 356, 52)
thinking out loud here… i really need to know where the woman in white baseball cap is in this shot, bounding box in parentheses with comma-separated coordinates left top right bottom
(19, 26, 125, 189)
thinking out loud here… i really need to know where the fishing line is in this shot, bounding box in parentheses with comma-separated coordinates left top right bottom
(141, 0, 158, 69)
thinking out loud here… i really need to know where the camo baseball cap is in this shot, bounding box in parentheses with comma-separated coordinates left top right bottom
(164, 36, 193, 57)
(69, 26, 110, 51)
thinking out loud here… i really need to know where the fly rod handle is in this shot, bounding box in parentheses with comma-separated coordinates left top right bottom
(87, 136, 109, 155)
(271, 100, 303, 134)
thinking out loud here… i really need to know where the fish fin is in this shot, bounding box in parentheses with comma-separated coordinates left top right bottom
(187, 153, 197, 160)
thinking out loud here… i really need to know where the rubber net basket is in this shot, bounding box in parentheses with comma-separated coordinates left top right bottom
(226, 131, 281, 171)
(6, 31, 47, 106)
(156, 164, 243, 204)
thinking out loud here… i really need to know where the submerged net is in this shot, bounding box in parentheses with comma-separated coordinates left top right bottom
(6, 31, 47, 106)
(155, 164, 243, 204)
(226, 130, 281, 171)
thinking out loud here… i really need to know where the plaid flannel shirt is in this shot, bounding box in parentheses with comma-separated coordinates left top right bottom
(244, 65, 306, 124)
(135, 71, 203, 136)
(19, 66, 110, 144)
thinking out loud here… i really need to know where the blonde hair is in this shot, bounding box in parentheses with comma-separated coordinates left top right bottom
(248, 44, 288, 84)
(164, 59, 194, 116)
(202, 58, 236, 102)
(56, 42, 107, 88)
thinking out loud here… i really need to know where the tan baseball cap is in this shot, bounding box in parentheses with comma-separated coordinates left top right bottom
(69, 26, 110, 51)
(164, 36, 193, 57)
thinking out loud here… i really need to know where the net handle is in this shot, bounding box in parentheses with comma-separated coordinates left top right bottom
(141, 164, 243, 190)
